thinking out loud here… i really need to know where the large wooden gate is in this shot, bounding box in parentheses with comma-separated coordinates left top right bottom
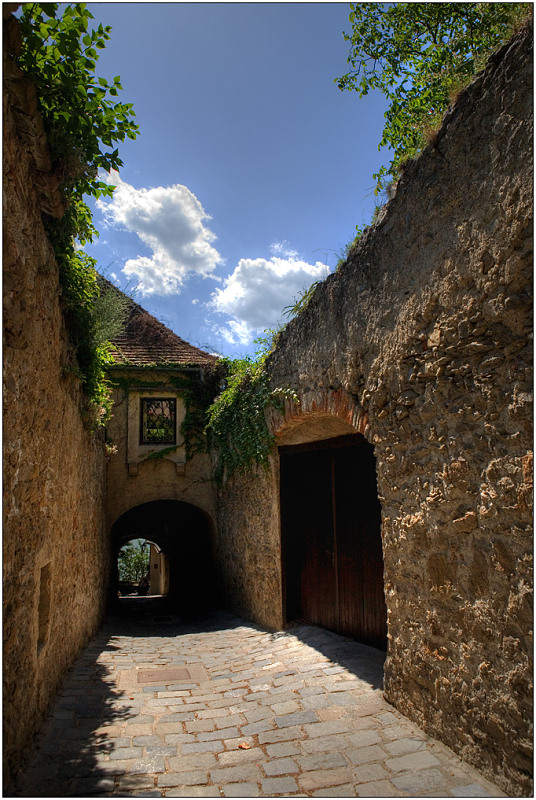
(280, 433, 387, 650)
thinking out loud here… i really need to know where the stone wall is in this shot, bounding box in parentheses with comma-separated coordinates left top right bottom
(3, 12, 109, 791)
(217, 22, 533, 796)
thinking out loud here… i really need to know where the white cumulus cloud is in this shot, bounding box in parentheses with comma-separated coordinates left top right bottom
(210, 251, 329, 344)
(97, 172, 222, 295)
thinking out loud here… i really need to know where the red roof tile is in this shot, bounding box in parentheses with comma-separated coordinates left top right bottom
(99, 277, 218, 367)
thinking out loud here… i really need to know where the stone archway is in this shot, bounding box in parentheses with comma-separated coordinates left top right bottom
(110, 500, 219, 612)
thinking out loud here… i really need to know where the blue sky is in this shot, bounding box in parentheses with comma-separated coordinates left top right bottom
(81, 2, 389, 357)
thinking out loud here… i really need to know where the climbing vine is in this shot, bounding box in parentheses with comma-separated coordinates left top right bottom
(109, 365, 226, 463)
(206, 345, 298, 486)
(17, 3, 139, 425)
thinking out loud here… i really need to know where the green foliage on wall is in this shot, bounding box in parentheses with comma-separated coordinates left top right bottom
(206, 346, 298, 485)
(17, 3, 139, 425)
(338, 2, 530, 192)
(108, 365, 227, 463)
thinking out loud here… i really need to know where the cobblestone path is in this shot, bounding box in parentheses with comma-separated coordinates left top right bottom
(17, 599, 504, 798)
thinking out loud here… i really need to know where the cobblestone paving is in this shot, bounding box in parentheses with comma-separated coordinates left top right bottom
(16, 600, 505, 798)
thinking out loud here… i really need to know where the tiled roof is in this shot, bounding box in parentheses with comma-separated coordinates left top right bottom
(99, 277, 218, 368)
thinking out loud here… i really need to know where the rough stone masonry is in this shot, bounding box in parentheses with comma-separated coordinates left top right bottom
(216, 21, 533, 797)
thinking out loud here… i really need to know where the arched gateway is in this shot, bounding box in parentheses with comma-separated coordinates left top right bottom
(111, 500, 218, 610)
(101, 277, 221, 613)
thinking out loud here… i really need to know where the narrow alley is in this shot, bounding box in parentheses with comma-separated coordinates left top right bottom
(16, 599, 504, 798)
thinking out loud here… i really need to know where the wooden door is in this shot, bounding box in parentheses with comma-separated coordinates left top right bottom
(280, 434, 387, 650)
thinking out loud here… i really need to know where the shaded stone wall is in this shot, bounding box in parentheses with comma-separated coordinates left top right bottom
(3, 13, 109, 790)
(217, 23, 533, 796)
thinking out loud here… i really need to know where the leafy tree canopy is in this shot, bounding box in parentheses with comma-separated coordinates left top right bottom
(118, 539, 150, 583)
(338, 2, 530, 191)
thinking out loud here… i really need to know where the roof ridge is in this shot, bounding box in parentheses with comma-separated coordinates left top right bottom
(97, 274, 218, 367)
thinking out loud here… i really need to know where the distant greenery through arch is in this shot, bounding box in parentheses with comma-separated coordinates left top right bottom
(118, 539, 150, 584)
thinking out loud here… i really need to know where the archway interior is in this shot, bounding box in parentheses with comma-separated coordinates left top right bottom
(280, 433, 387, 650)
(111, 500, 218, 613)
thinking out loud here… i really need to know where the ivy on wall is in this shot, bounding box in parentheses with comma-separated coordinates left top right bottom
(205, 349, 298, 485)
(109, 364, 227, 464)
(17, 3, 139, 425)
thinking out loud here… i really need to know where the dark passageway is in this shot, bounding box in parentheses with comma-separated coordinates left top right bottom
(110, 500, 219, 615)
(280, 433, 387, 650)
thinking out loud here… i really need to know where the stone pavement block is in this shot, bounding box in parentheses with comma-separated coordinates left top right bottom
(243, 706, 272, 723)
(197, 707, 228, 719)
(375, 711, 401, 725)
(300, 733, 353, 754)
(168, 753, 217, 771)
(132, 735, 161, 746)
(217, 746, 264, 766)
(261, 776, 299, 794)
(163, 733, 195, 744)
(298, 768, 354, 791)
(257, 725, 303, 744)
(331, 692, 359, 706)
(298, 686, 324, 697)
(92, 759, 132, 775)
(158, 769, 209, 786)
(347, 744, 388, 765)
(317, 706, 347, 721)
(266, 742, 301, 758)
(303, 719, 351, 738)
(386, 750, 440, 772)
(245, 691, 269, 702)
(274, 710, 317, 729)
(391, 767, 448, 794)
(312, 784, 356, 797)
(348, 729, 382, 748)
(351, 698, 387, 717)
(210, 763, 263, 783)
(185, 719, 215, 732)
(149, 697, 185, 706)
(297, 752, 347, 771)
(129, 756, 166, 773)
(261, 757, 299, 776)
(107, 736, 132, 749)
(215, 713, 245, 728)
(356, 778, 402, 796)
(383, 736, 427, 756)
(109, 746, 143, 760)
(353, 761, 390, 783)
(116, 774, 155, 790)
(181, 740, 223, 754)
(380, 723, 424, 741)
(164, 786, 221, 796)
(268, 699, 302, 715)
(220, 782, 262, 797)
(120, 723, 153, 736)
(451, 783, 496, 797)
(198, 726, 240, 741)
(241, 719, 274, 736)
(300, 694, 332, 711)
